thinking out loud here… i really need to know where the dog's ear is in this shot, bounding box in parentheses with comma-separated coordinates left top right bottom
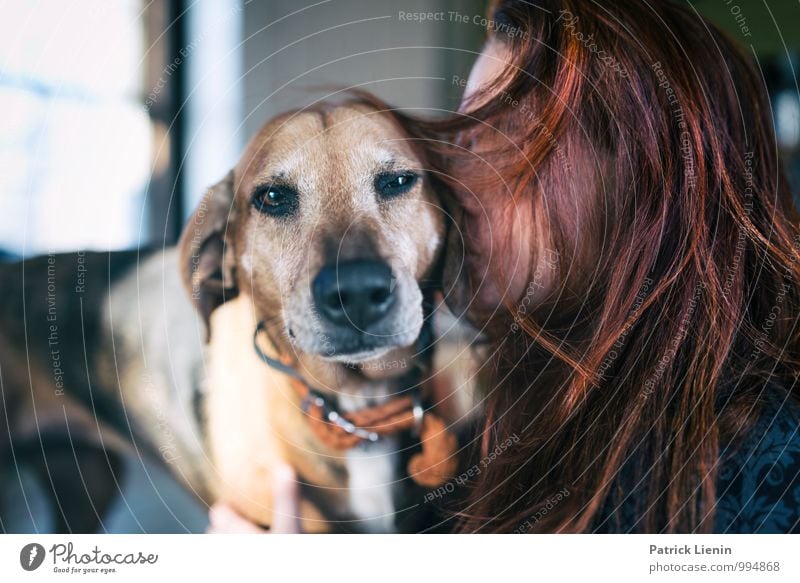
(178, 170, 239, 333)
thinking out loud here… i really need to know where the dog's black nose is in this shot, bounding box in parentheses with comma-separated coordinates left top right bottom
(312, 260, 397, 329)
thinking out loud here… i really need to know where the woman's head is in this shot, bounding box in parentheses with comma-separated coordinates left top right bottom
(431, 0, 800, 532)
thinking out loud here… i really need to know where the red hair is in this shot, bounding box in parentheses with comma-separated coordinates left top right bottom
(406, 0, 800, 532)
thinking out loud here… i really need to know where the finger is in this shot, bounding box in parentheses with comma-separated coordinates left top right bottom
(270, 464, 302, 533)
(207, 503, 267, 534)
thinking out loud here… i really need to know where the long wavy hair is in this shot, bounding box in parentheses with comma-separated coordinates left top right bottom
(394, 0, 800, 532)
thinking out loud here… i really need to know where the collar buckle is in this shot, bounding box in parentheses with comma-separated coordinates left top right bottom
(301, 389, 380, 442)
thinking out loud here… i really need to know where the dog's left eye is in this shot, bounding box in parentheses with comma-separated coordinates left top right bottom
(374, 171, 418, 199)
(251, 184, 299, 218)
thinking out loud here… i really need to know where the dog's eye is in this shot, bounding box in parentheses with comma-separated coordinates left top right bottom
(251, 184, 299, 217)
(374, 172, 418, 199)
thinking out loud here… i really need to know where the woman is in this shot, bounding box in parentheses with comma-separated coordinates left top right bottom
(210, 0, 800, 533)
(436, 0, 800, 533)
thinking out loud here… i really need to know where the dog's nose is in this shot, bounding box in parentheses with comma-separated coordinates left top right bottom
(312, 260, 397, 329)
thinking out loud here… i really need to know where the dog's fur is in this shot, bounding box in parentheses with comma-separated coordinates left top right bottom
(0, 101, 475, 533)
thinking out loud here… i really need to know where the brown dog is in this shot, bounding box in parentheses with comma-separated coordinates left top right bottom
(172, 99, 455, 532)
(0, 97, 473, 533)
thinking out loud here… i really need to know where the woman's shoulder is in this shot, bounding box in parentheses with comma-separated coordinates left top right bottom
(715, 388, 800, 533)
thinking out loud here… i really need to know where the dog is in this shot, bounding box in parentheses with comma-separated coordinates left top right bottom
(0, 97, 476, 533)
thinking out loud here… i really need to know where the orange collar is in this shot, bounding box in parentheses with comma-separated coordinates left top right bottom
(291, 376, 423, 449)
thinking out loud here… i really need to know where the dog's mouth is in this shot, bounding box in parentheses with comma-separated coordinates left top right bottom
(287, 322, 417, 364)
(321, 345, 394, 364)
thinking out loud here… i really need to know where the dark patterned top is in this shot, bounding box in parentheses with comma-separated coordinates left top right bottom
(594, 391, 800, 533)
(715, 393, 800, 533)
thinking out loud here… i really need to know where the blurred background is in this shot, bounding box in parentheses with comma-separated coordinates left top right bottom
(0, 0, 798, 532)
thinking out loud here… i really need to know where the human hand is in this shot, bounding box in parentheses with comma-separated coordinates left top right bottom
(206, 464, 301, 533)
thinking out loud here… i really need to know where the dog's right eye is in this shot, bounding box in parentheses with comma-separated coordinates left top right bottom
(251, 184, 299, 218)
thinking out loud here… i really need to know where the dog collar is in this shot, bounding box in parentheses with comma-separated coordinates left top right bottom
(299, 386, 425, 443)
